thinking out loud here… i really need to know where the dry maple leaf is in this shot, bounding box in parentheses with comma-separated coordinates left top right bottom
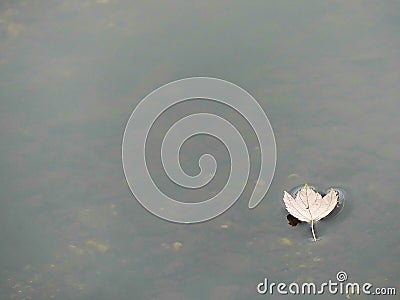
(283, 184, 338, 241)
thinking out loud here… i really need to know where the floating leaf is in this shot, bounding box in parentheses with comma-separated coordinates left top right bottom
(283, 184, 338, 241)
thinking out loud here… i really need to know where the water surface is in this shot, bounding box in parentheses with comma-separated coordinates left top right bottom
(0, 1, 399, 299)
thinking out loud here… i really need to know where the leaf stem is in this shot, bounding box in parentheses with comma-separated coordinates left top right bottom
(311, 220, 317, 241)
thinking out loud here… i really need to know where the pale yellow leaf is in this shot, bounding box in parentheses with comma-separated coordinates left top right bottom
(282, 184, 338, 241)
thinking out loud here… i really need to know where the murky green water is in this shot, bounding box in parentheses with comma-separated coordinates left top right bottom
(1, 1, 399, 299)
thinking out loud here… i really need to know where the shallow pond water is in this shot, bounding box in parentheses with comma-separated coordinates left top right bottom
(0, 1, 399, 299)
